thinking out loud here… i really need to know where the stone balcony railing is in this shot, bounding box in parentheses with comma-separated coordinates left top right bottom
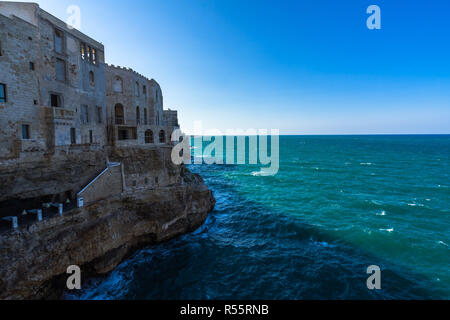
(44, 106, 75, 121)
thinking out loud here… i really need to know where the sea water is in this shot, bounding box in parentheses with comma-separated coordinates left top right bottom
(68, 135, 450, 299)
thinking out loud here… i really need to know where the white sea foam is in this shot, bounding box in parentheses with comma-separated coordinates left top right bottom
(376, 211, 386, 216)
(360, 162, 372, 166)
(379, 228, 394, 232)
(408, 203, 424, 207)
(251, 171, 272, 177)
(438, 241, 449, 247)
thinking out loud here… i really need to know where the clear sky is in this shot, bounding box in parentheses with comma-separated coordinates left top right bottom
(15, 0, 450, 134)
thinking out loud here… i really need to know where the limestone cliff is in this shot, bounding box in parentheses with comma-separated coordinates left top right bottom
(0, 147, 215, 299)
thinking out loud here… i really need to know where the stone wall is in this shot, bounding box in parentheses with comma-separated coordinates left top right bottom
(0, 12, 42, 158)
(163, 109, 179, 127)
(0, 148, 108, 203)
(77, 164, 123, 206)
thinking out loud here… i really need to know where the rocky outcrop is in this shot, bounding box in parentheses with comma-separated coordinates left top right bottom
(0, 147, 215, 299)
(0, 174, 214, 299)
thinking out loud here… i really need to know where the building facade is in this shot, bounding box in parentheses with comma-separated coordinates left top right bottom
(0, 2, 179, 161)
(105, 65, 178, 148)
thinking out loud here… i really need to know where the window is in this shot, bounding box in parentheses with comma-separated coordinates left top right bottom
(136, 106, 140, 125)
(135, 82, 140, 96)
(118, 127, 137, 140)
(113, 77, 123, 93)
(54, 29, 64, 54)
(56, 59, 66, 81)
(29, 62, 35, 70)
(22, 124, 30, 140)
(118, 129, 129, 140)
(80, 43, 86, 60)
(144, 108, 148, 125)
(159, 130, 165, 143)
(70, 128, 76, 144)
(92, 48, 97, 64)
(155, 90, 159, 102)
(50, 93, 61, 107)
(97, 106, 102, 124)
(81, 105, 89, 124)
(80, 43, 97, 65)
(143, 86, 147, 97)
(0, 84, 6, 103)
(89, 130, 93, 144)
(145, 130, 153, 144)
(114, 104, 124, 125)
(89, 71, 95, 86)
(0, 41, 2, 56)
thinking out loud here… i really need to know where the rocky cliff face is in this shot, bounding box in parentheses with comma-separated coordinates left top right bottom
(0, 147, 215, 299)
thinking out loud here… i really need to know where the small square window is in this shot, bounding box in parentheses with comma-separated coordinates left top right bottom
(50, 94, 61, 107)
(0, 83, 6, 103)
(29, 62, 35, 70)
(22, 124, 30, 140)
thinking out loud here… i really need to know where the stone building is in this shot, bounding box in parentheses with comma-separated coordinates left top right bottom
(0, 2, 107, 159)
(105, 65, 178, 147)
(0, 1, 179, 161)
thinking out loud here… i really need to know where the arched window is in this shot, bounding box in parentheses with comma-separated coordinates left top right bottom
(145, 130, 154, 144)
(144, 108, 148, 125)
(114, 104, 124, 124)
(136, 106, 140, 125)
(113, 77, 123, 93)
(89, 71, 95, 86)
(159, 130, 165, 143)
(143, 85, 147, 97)
(135, 82, 140, 96)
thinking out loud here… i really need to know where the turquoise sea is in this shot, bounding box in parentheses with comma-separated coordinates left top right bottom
(70, 135, 450, 299)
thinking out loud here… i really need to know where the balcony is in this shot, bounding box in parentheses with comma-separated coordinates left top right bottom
(44, 106, 75, 121)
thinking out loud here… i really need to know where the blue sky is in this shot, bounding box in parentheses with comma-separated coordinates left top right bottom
(22, 0, 450, 134)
